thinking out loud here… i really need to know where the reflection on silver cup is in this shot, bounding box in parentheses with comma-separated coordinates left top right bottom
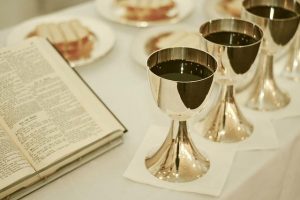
(146, 47, 217, 182)
(199, 18, 263, 143)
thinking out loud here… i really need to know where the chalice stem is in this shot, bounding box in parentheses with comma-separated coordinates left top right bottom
(288, 42, 300, 72)
(247, 51, 290, 110)
(204, 84, 253, 142)
(145, 120, 188, 168)
(283, 32, 300, 81)
(145, 120, 209, 182)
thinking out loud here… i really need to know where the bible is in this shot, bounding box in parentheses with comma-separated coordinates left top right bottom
(0, 37, 126, 199)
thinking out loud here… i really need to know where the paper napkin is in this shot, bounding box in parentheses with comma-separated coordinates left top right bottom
(124, 125, 236, 196)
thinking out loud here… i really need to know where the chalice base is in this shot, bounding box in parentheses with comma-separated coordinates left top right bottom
(246, 53, 290, 111)
(145, 121, 209, 182)
(203, 85, 253, 143)
(281, 58, 300, 82)
(246, 79, 291, 110)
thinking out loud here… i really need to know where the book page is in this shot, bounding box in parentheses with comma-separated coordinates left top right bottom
(0, 124, 35, 191)
(0, 38, 124, 171)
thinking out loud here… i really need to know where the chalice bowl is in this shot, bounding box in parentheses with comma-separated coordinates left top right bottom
(242, 0, 300, 110)
(146, 47, 217, 182)
(282, 25, 300, 81)
(199, 18, 263, 143)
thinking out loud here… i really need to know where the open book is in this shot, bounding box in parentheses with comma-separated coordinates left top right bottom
(0, 38, 126, 199)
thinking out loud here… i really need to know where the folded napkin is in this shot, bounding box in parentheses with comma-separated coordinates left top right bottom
(124, 125, 236, 196)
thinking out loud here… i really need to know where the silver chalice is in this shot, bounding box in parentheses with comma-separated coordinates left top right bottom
(282, 24, 300, 81)
(146, 47, 217, 182)
(242, 0, 300, 110)
(199, 18, 263, 143)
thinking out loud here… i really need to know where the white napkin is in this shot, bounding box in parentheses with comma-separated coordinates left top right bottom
(193, 112, 279, 151)
(124, 125, 236, 196)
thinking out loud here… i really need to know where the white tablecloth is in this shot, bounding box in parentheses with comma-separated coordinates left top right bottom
(0, 1, 300, 200)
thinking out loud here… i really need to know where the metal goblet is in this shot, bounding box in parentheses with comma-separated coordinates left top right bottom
(242, 0, 300, 111)
(146, 47, 217, 182)
(282, 25, 300, 81)
(199, 18, 263, 143)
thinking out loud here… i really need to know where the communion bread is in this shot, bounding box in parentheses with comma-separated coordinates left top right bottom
(28, 19, 95, 61)
(145, 31, 200, 54)
(116, 0, 177, 21)
(218, 0, 242, 17)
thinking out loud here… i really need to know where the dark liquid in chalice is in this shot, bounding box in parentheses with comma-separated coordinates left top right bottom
(204, 31, 257, 46)
(151, 60, 213, 81)
(247, 6, 297, 19)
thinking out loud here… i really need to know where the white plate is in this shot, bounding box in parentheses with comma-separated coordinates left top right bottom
(131, 25, 199, 68)
(205, 0, 242, 19)
(96, 0, 195, 27)
(6, 15, 115, 68)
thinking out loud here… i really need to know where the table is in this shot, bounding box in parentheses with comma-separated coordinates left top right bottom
(1, 1, 300, 200)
